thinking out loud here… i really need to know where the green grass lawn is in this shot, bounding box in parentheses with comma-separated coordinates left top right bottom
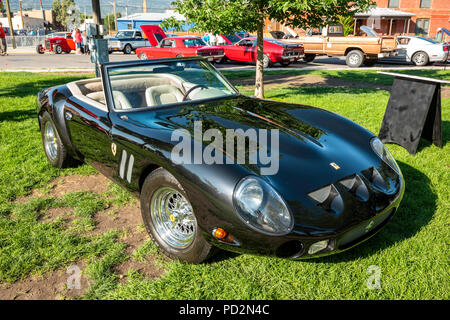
(0, 70, 448, 299)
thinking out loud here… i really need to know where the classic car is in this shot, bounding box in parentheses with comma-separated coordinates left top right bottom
(36, 32, 76, 54)
(37, 57, 404, 263)
(107, 29, 150, 54)
(282, 25, 397, 67)
(218, 37, 304, 67)
(390, 36, 449, 66)
(136, 36, 224, 62)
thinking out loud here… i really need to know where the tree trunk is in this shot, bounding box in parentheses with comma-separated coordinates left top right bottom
(254, 17, 264, 99)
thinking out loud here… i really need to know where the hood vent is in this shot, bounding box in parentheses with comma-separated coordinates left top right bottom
(339, 174, 369, 202)
(361, 167, 387, 191)
(308, 184, 344, 214)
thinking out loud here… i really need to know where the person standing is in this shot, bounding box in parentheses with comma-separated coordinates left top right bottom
(75, 28, 82, 55)
(0, 22, 7, 56)
(82, 31, 89, 55)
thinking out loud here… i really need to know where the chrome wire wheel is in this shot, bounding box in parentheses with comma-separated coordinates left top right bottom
(43, 122, 58, 161)
(150, 187, 196, 249)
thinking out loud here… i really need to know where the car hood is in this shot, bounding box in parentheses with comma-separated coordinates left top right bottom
(123, 95, 399, 231)
(129, 95, 378, 192)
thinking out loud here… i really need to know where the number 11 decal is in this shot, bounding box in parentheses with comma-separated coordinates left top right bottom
(119, 150, 134, 183)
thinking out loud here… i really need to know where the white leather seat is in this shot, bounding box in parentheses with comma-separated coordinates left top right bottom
(145, 85, 184, 107)
(112, 91, 132, 110)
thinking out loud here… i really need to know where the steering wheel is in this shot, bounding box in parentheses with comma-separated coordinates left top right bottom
(182, 84, 208, 101)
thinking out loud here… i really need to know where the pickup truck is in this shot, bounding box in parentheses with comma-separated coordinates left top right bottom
(108, 29, 150, 54)
(281, 25, 397, 67)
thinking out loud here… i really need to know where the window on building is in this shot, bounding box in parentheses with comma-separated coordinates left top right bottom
(388, 0, 399, 8)
(420, 0, 431, 8)
(415, 19, 430, 36)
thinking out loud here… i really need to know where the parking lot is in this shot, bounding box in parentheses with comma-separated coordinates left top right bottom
(1, 49, 448, 72)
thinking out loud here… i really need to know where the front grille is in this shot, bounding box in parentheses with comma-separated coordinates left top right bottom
(338, 208, 395, 249)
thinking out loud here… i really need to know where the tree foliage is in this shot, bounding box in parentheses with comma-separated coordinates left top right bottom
(167, 0, 374, 98)
(52, 0, 77, 29)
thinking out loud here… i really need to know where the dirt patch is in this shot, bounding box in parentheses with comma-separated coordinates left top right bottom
(442, 86, 450, 98)
(6, 174, 165, 299)
(231, 74, 391, 91)
(0, 262, 89, 300)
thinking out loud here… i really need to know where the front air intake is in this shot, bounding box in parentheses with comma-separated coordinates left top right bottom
(361, 167, 387, 190)
(308, 184, 344, 214)
(339, 174, 369, 202)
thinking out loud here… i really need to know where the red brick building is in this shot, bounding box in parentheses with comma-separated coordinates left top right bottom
(370, 0, 450, 37)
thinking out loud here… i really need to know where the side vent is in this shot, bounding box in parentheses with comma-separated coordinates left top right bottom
(339, 175, 369, 202)
(308, 184, 344, 214)
(361, 167, 387, 190)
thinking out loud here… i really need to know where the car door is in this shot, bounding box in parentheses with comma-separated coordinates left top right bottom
(62, 84, 115, 178)
(227, 39, 250, 61)
(134, 31, 146, 48)
(394, 37, 409, 62)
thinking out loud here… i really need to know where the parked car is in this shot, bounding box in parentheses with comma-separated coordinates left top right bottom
(283, 24, 397, 67)
(108, 29, 150, 54)
(392, 36, 449, 66)
(218, 37, 304, 67)
(36, 32, 76, 54)
(36, 57, 404, 263)
(136, 26, 224, 62)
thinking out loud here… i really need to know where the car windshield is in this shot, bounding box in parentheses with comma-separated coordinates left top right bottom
(116, 31, 134, 38)
(360, 26, 379, 37)
(225, 34, 241, 43)
(106, 59, 238, 110)
(183, 38, 207, 47)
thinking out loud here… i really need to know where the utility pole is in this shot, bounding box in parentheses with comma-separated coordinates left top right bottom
(39, 0, 45, 21)
(143, 0, 147, 13)
(113, 0, 118, 32)
(18, 0, 24, 30)
(4, 0, 16, 48)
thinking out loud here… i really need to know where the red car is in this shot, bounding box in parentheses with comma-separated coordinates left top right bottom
(218, 37, 304, 67)
(136, 26, 224, 62)
(36, 32, 76, 54)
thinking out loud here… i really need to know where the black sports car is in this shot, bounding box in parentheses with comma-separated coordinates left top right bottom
(37, 57, 404, 263)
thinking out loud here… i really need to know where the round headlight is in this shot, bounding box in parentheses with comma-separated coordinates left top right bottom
(370, 137, 400, 174)
(233, 176, 293, 235)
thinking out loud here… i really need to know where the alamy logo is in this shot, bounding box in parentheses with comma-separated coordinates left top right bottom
(171, 121, 280, 175)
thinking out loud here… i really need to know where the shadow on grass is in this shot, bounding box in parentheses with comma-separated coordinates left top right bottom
(315, 160, 436, 263)
(0, 109, 37, 122)
(415, 120, 449, 152)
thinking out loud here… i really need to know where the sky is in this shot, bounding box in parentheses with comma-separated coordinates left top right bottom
(8, 0, 173, 16)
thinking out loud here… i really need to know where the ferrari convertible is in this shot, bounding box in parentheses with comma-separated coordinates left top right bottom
(37, 58, 404, 263)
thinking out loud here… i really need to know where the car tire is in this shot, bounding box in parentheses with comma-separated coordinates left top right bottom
(412, 51, 429, 66)
(176, 54, 184, 58)
(108, 50, 112, 55)
(65, 50, 71, 54)
(123, 44, 132, 54)
(303, 54, 315, 63)
(346, 50, 364, 68)
(140, 53, 148, 60)
(36, 44, 44, 54)
(40, 112, 75, 168)
(263, 54, 272, 68)
(54, 45, 63, 54)
(140, 168, 215, 264)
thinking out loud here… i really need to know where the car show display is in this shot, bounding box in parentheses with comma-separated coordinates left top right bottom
(36, 32, 76, 54)
(218, 37, 304, 67)
(107, 29, 150, 54)
(394, 36, 449, 66)
(36, 57, 404, 263)
(136, 25, 224, 62)
(281, 24, 397, 67)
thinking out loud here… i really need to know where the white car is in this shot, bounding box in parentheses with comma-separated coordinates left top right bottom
(395, 36, 449, 66)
